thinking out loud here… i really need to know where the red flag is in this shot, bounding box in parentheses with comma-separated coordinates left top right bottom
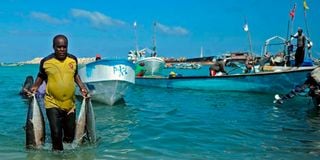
(289, 3, 296, 20)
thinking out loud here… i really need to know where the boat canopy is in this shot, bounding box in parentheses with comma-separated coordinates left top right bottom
(262, 36, 286, 56)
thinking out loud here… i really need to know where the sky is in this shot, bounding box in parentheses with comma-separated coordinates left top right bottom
(0, 0, 319, 62)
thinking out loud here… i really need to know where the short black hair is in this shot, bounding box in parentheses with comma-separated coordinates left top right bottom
(53, 34, 68, 47)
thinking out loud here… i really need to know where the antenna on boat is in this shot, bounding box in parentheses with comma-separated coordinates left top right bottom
(303, 0, 310, 38)
(284, 2, 296, 66)
(287, 2, 296, 38)
(133, 21, 139, 52)
(200, 46, 203, 58)
(152, 21, 157, 56)
(303, 0, 312, 58)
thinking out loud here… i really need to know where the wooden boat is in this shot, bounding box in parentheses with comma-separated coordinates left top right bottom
(135, 66, 317, 94)
(78, 59, 135, 105)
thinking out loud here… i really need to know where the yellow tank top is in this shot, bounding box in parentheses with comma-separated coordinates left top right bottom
(39, 54, 78, 111)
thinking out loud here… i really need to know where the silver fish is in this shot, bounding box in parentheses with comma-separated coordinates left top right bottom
(25, 94, 45, 149)
(74, 97, 96, 146)
(85, 99, 96, 143)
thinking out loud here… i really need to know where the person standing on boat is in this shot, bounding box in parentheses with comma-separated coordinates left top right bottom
(209, 58, 227, 76)
(290, 27, 312, 67)
(270, 52, 285, 66)
(258, 52, 272, 71)
(29, 34, 88, 151)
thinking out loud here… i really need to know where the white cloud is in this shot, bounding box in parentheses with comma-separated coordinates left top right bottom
(156, 23, 188, 36)
(70, 9, 125, 28)
(30, 12, 69, 24)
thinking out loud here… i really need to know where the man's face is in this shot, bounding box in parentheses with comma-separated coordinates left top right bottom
(54, 38, 68, 60)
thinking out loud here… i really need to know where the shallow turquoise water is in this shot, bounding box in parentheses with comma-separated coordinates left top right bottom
(1, 65, 320, 159)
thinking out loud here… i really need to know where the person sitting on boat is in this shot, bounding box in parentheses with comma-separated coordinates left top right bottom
(270, 52, 285, 66)
(258, 52, 272, 71)
(135, 62, 146, 77)
(244, 55, 256, 73)
(209, 58, 227, 76)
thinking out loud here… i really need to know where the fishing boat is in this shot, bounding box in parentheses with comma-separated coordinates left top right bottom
(136, 56, 165, 75)
(128, 21, 165, 76)
(78, 59, 135, 105)
(135, 66, 316, 94)
(128, 49, 165, 76)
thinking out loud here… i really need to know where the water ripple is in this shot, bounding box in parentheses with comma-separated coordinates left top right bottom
(1, 65, 320, 159)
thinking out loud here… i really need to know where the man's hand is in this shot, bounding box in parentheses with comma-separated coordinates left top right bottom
(23, 88, 33, 97)
(27, 86, 38, 97)
(80, 88, 88, 98)
(307, 41, 313, 50)
(67, 108, 75, 115)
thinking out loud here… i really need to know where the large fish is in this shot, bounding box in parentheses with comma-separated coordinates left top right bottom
(19, 75, 34, 99)
(25, 94, 45, 149)
(73, 97, 96, 146)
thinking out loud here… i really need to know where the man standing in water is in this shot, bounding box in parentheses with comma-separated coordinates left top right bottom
(30, 34, 88, 151)
(290, 27, 312, 67)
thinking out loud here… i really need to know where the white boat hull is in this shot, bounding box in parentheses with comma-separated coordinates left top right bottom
(78, 59, 135, 105)
(136, 57, 165, 76)
(84, 80, 133, 105)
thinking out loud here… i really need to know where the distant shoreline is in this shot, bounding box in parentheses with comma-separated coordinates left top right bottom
(18, 57, 96, 64)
